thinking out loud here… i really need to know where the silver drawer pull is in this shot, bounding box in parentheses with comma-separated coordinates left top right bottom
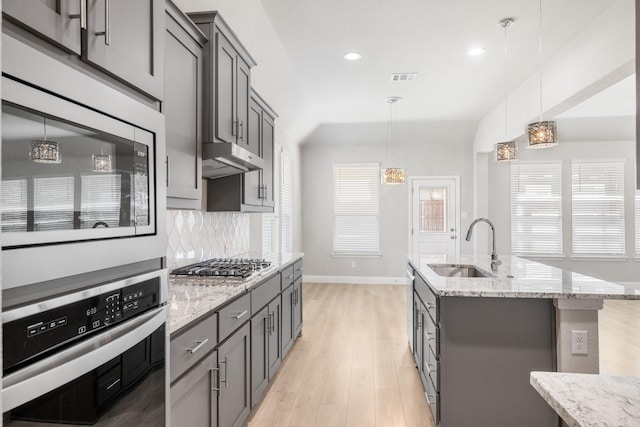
(106, 378, 121, 390)
(287, 274, 294, 280)
(427, 302, 436, 309)
(405, 269, 415, 281)
(188, 338, 209, 354)
(296, 266, 304, 272)
(427, 393, 437, 403)
(232, 310, 248, 320)
(426, 332, 435, 341)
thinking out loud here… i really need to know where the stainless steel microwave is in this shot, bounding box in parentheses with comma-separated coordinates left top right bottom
(1, 35, 167, 290)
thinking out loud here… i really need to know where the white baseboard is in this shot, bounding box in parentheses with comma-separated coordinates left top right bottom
(302, 275, 408, 285)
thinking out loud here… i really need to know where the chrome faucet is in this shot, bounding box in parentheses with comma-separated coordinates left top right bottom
(465, 218, 501, 271)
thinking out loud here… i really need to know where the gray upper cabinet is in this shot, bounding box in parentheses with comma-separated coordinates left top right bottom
(85, 0, 164, 100)
(3, 0, 164, 100)
(3, 0, 82, 55)
(164, 0, 206, 209)
(188, 11, 256, 146)
(205, 90, 277, 213)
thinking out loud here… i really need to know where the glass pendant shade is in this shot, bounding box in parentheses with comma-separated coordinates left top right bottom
(30, 139, 61, 164)
(381, 167, 406, 184)
(495, 141, 518, 162)
(92, 154, 113, 172)
(527, 120, 557, 148)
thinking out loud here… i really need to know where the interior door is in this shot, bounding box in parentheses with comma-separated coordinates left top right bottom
(411, 177, 459, 263)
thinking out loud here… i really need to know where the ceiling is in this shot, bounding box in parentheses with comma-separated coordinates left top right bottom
(178, 0, 629, 145)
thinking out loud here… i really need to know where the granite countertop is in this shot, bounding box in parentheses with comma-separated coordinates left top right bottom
(530, 372, 640, 427)
(169, 252, 303, 333)
(408, 254, 640, 300)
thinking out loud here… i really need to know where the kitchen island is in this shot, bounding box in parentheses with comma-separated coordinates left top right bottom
(407, 254, 640, 427)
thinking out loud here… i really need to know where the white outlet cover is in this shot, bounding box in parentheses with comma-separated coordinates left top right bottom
(571, 330, 588, 355)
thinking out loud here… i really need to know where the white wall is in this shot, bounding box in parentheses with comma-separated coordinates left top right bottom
(486, 133, 637, 284)
(301, 121, 476, 281)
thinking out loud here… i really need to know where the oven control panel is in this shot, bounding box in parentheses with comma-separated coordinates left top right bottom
(3, 276, 160, 373)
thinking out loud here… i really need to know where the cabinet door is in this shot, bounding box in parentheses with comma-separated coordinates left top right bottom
(243, 100, 262, 207)
(218, 323, 250, 427)
(236, 56, 251, 148)
(261, 114, 275, 207)
(250, 306, 269, 408)
(267, 298, 282, 379)
(413, 295, 422, 369)
(85, 0, 164, 100)
(293, 277, 303, 337)
(215, 31, 236, 144)
(171, 350, 218, 427)
(165, 10, 202, 203)
(281, 284, 294, 357)
(3, 0, 82, 54)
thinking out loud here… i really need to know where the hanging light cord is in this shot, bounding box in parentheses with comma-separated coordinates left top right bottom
(538, 0, 543, 123)
(43, 117, 48, 141)
(503, 21, 508, 138)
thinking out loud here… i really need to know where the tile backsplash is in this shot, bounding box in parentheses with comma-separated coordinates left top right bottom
(166, 210, 250, 269)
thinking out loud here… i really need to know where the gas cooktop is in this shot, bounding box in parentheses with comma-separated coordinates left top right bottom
(171, 258, 271, 279)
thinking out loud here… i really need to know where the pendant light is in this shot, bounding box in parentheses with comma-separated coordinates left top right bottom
(381, 97, 406, 185)
(30, 117, 61, 164)
(495, 18, 517, 162)
(527, 0, 558, 149)
(92, 145, 113, 173)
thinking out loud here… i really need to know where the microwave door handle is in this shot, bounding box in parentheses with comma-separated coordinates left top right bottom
(2, 306, 167, 412)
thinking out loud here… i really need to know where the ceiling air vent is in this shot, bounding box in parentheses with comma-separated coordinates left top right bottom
(391, 73, 418, 82)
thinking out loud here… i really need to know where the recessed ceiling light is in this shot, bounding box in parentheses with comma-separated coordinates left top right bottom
(468, 47, 486, 56)
(343, 52, 363, 61)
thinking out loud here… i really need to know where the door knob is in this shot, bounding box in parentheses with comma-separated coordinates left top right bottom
(450, 235, 456, 239)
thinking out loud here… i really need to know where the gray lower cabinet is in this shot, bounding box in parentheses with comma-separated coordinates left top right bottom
(292, 277, 303, 338)
(281, 284, 294, 357)
(250, 297, 281, 407)
(171, 349, 218, 427)
(164, 0, 206, 209)
(218, 322, 251, 427)
(3, 0, 164, 99)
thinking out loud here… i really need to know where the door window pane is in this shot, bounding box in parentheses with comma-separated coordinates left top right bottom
(419, 187, 447, 233)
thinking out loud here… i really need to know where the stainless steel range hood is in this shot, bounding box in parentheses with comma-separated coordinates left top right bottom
(202, 142, 263, 178)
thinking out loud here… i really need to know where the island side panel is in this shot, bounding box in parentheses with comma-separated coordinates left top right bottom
(439, 296, 558, 427)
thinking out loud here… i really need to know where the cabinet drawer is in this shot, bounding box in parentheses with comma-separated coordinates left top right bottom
(218, 293, 251, 342)
(251, 273, 280, 315)
(293, 260, 303, 279)
(170, 313, 217, 383)
(281, 265, 294, 290)
(415, 274, 438, 323)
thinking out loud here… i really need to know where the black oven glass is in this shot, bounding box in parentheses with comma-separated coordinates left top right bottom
(0, 103, 150, 239)
(5, 325, 165, 426)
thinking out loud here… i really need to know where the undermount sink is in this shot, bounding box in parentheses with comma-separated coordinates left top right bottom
(428, 264, 495, 278)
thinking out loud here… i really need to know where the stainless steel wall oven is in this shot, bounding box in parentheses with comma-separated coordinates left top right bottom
(2, 270, 169, 426)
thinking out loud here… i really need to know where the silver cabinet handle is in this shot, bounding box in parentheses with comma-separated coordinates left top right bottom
(427, 302, 436, 309)
(106, 378, 121, 390)
(219, 357, 228, 389)
(270, 312, 275, 334)
(427, 394, 437, 403)
(426, 332, 435, 341)
(187, 338, 209, 354)
(265, 313, 271, 336)
(239, 121, 244, 140)
(405, 269, 415, 281)
(95, 0, 111, 45)
(211, 367, 220, 392)
(232, 120, 237, 136)
(232, 310, 248, 320)
(69, 0, 87, 29)
(166, 156, 170, 187)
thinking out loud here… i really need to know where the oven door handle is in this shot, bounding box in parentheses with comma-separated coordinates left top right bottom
(3, 305, 168, 412)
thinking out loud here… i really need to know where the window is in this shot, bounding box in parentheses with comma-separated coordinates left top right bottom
(262, 213, 277, 257)
(333, 163, 380, 255)
(280, 151, 293, 254)
(571, 160, 625, 256)
(511, 162, 563, 255)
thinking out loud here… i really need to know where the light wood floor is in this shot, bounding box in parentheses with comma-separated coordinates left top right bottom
(247, 283, 434, 427)
(248, 283, 640, 427)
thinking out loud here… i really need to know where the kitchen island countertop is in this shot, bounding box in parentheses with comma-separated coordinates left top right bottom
(169, 252, 303, 333)
(530, 371, 640, 427)
(408, 254, 640, 300)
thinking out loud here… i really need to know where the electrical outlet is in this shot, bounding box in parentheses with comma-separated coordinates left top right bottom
(351, 261, 356, 268)
(571, 330, 588, 355)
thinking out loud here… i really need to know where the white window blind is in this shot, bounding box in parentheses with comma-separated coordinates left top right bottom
(333, 163, 380, 255)
(571, 160, 625, 256)
(281, 151, 293, 254)
(511, 162, 563, 255)
(636, 191, 640, 256)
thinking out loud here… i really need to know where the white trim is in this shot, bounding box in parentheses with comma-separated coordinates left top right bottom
(303, 275, 408, 286)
